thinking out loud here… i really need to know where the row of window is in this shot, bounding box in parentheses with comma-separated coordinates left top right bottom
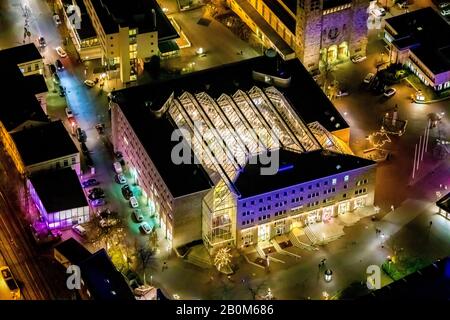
(274, 210, 287, 217)
(241, 218, 254, 226)
(355, 188, 367, 195)
(356, 179, 368, 186)
(241, 177, 346, 207)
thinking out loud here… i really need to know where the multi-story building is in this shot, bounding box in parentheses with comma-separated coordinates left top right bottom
(110, 56, 376, 254)
(384, 7, 450, 92)
(28, 168, 90, 229)
(10, 121, 80, 175)
(56, 0, 102, 61)
(0, 62, 49, 173)
(83, 0, 179, 83)
(0, 43, 44, 76)
(228, 0, 369, 71)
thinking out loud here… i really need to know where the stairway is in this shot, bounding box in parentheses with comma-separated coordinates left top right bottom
(304, 225, 320, 245)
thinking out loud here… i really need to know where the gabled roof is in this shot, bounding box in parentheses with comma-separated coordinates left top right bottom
(0, 43, 42, 65)
(12, 120, 78, 166)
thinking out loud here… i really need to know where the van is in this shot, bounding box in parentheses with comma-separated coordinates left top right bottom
(113, 161, 122, 174)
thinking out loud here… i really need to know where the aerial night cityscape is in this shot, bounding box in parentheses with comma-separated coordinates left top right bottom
(1, 0, 450, 307)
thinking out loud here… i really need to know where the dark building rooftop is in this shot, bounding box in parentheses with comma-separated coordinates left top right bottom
(0, 61, 48, 131)
(89, 0, 178, 41)
(262, 0, 296, 34)
(79, 249, 135, 300)
(235, 149, 375, 199)
(54, 238, 92, 265)
(0, 43, 42, 65)
(12, 120, 78, 166)
(29, 168, 88, 213)
(385, 7, 450, 74)
(361, 256, 450, 299)
(23, 74, 48, 95)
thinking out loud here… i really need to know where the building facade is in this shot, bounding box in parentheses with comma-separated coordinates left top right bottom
(83, 0, 178, 83)
(228, 0, 369, 71)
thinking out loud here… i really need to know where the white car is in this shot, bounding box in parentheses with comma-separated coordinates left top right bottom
(336, 90, 349, 97)
(133, 209, 144, 222)
(53, 14, 61, 25)
(113, 161, 122, 174)
(363, 73, 375, 84)
(140, 222, 152, 234)
(351, 55, 367, 63)
(129, 196, 139, 208)
(84, 80, 96, 88)
(384, 87, 397, 97)
(55, 46, 67, 58)
(371, 7, 386, 17)
(72, 224, 87, 236)
(115, 173, 127, 184)
(65, 107, 74, 119)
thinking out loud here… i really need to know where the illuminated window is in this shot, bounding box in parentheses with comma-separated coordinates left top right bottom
(344, 175, 349, 182)
(124, 136, 129, 145)
(332, 178, 337, 185)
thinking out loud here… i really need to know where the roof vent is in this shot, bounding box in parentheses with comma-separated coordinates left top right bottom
(336, 164, 342, 170)
(205, 84, 211, 90)
(335, 123, 341, 128)
(145, 101, 153, 108)
(330, 116, 335, 122)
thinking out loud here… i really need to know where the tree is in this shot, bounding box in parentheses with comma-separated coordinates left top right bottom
(214, 247, 232, 273)
(134, 240, 156, 285)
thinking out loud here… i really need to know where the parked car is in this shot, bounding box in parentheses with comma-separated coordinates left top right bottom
(129, 196, 139, 208)
(49, 64, 56, 74)
(72, 224, 87, 236)
(384, 87, 397, 97)
(76, 128, 87, 143)
(371, 7, 386, 17)
(336, 89, 349, 97)
(139, 222, 152, 235)
(115, 173, 127, 184)
(133, 209, 144, 222)
(82, 178, 99, 188)
(53, 73, 60, 85)
(59, 86, 65, 97)
(88, 188, 104, 199)
(96, 208, 112, 219)
(53, 14, 61, 25)
(113, 161, 122, 174)
(65, 107, 74, 119)
(363, 73, 375, 84)
(351, 54, 366, 63)
(91, 198, 106, 207)
(81, 142, 89, 155)
(95, 123, 105, 134)
(121, 185, 133, 200)
(84, 79, 95, 87)
(55, 46, 67, 58)
(38, 36, 46, 47)
(0, 266, 20, 300)
(55, 59, 64, 70)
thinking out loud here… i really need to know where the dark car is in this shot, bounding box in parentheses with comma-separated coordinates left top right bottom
(55, 59, 64, 70)
(88, 188, 105, 200)
(59, 85, 65, 97)
(121, 184, 133, 200)
(49, 64, 56, 74)
(38, 37, 46, 47)
(76, 128, 87, 143)
(82, 179, 99, 188)
(81, 142, 89, 155)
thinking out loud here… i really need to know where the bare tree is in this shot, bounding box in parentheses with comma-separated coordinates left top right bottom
(134, 240, 157, 285)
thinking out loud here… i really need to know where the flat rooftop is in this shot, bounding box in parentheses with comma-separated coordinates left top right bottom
(62, 0, 97, 39)
(0, 43, 42, 65)
(235, 149, 375, 198)
(12, 120, 78, 166)
(54, 237, 92, 265)
(89, 0, 178, 41)
(386, 7, 450, 74)
(0, 61, 48, 131)
(29, 168, 88, 213)
(79, 249, 135, 300)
